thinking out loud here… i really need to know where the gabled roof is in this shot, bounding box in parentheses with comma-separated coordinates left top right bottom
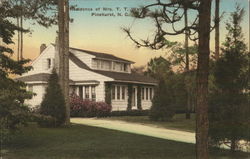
(69, 52, 157, 85)
(70, 47, 135, 64)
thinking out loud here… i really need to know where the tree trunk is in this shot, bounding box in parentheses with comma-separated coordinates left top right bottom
(184, 7, 191, 119)
(231, 138, 237, 152)
(17, 17, 20, 61)
(58, 0, 70, 125)
(64, 0, 70, 125)
(196, 0, 212, 159)
(20, 15, 23, 60)
(215, 0, 220, 60)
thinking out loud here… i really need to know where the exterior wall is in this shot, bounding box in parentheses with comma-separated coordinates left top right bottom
(111, 84, 128, 111)
(111, 84, 155, 111)
(26, 84, 46, 108)
(21, 44, 156, 110)
(23, 44, 55, 76)
(69, 60, 113, 101)
(70, 49, 95, 68)
(141, 86, 155, 110)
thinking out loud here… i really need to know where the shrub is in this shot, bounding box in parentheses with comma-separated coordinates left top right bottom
(40, 69, 66, 127)
(149, 79, 175, 121)
(33, 114, 57, 128)
(70, 94, 111, 117)
(110, 110, 149, 116)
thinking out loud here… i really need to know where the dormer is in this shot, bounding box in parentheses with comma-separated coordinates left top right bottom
(69, 47, 134, 73)
(92, 59, 131, 73)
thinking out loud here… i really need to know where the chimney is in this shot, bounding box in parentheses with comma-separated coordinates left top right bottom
(40, 44, 46, 54)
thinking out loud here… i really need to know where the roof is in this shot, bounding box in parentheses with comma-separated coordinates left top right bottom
(70, 47, 135, 64)
(69, 52, 157, 85)
(16, 73, 74, 83)
(16, 73, 51, 82)
(93, 70, 158, 85)
(51, 43, 134, 63)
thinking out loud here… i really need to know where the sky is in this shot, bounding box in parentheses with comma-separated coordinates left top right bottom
(10, 0, 250, 67)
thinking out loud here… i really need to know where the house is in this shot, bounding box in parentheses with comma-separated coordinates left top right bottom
(17, 44, 158, 111)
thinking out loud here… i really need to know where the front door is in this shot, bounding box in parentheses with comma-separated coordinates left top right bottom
(131, 86, 137, 108)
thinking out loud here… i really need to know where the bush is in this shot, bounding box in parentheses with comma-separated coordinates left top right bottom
(110, 110, 149, 116)
(33, 114, 57, 128)
(40, 69, 66, 127)
(149, 79, 175, 121)
(70, 94, 111, 117)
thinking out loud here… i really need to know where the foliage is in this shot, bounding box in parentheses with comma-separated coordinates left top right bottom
(105, 82, 112, 105)
(70, 94, 111, 117)
(145, 56, 172, 80)
(40, 69, 66, 127)
(110, 110, 149, 117)
(209, 6, 250, 151)
(0, 1, 34, 143)
(168, 43, 198, 71)
(149, 79, 175, 121)
(137, 85, 142, 110)
(127, 84, 133, 111)
(32, 113, 57, 128)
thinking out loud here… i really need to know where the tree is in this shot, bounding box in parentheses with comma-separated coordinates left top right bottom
(58, 0, 70, 125)
(209, 6, 250, 151)
(0, 0, 60, 144)
(150, 78, 175, 121)
(123, 1, 212, 157)
(214, 0, 220, 59)
(40, 69, 66, 126)
(145, 56, 172, 80)
(0, 1, 32, 143)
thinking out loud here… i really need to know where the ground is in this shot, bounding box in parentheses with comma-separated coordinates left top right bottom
(3, 122, 249, 159)
(105, 114, 196, 132)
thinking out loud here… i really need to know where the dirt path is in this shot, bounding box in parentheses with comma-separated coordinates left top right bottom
(71, 118, 195, 144)
(71, 118, 250, 153)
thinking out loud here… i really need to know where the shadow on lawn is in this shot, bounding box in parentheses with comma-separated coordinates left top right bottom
(3, 123, 250, 159)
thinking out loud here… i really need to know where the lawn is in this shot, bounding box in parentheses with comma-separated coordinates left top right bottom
(105, 114, 196, 132)
(3, 123, 249, 159)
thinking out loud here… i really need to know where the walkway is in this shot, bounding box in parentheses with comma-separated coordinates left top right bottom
(71, 118, 195, 144)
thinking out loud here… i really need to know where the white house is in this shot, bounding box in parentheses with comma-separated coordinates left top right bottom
(17, 44, 158, 111)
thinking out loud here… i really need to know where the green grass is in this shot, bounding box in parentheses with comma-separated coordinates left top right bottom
(105, 114, 196, 132)
(3, 123, 249, 159)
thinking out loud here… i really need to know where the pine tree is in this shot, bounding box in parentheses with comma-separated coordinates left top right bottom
(40, 69, 66, 127)
(0, 2, 32, 142)
(209, 6, 250, 151)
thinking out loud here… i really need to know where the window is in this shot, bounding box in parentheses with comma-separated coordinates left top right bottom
(123, 64, 128, 72)
(79, 86, 83, 99)
(47, 58, 51, 69)
(28, 85, 33, 92)
(91, 86, 96, 101)
(101, 60, 104, 69)
(150, 88, 153, 100)
(112, 86, 115, 100)
(85, 86, 89, 99)
(141, 88, 144, 100)
(97, 60, 101, 69)
(146, 88, 148, 100)
(122, 86, 125, 100)
(120, 63, 123, 71)
(112, 62, 116, 70)
(117, 86, 120, 100)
